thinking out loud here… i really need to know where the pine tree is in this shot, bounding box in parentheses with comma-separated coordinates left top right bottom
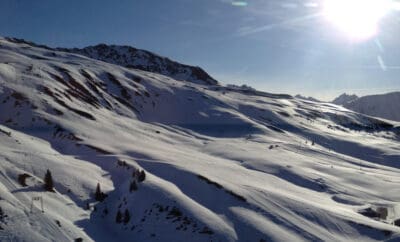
(95, 183, 101, 200)
(138, 170, 146, 182)
(43, 169, 54, 192)
(123, 209, 131, 224)
(115, 210, 122, 224)
(95, 183, 105, 201)
(129, 180, 138, 192)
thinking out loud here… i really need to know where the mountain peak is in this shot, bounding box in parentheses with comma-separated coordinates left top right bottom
(332, 93, 359, 105)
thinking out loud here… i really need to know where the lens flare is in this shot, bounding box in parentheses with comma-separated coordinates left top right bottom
(323, 0, 391, 40)
(232, 1, 248, 7)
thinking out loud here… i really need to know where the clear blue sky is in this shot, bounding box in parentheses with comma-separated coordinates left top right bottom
(1, 0, 400, 100)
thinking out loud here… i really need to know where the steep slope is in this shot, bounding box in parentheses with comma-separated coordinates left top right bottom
(342, 92, 400, 122)
(0, 125, 109, 242)
(0, 37, 400, 242)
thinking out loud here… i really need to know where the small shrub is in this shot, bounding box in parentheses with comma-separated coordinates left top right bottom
(168, 207, 182, 217)
(117, 160, 127, 167)
(0, 206, 4, 219)
(18, 173, 31, 187)
(115, 210, 122, 224)
(124, 209, 131, 224)
(55, 220, 61, 227)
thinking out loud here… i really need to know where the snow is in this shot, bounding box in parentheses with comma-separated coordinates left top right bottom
(0, 36, 399, 241)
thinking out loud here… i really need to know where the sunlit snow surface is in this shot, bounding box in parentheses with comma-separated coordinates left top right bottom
(0, 37, 399, 241)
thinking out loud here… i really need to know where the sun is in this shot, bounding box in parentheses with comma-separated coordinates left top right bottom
(323, 0, 391, 40)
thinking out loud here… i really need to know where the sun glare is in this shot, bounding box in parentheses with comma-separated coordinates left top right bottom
(323, 0, 391, 40)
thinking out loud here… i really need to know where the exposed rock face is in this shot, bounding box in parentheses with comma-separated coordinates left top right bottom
(63, 44, 218, 86)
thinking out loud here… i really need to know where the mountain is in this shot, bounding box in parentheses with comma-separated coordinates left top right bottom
(61, 44, 218, 86)
(295, 94, 320, 102)
(4, 37, 218, 86)
(343, 92, 400, 122)
(0, 37, 400, 242)
(332, 93, 359, 105)
(332, 92, 400, 122)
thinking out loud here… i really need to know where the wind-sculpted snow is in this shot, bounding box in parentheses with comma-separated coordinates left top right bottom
(0, 37, 400, 241)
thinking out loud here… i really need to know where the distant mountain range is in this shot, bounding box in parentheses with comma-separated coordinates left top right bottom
(295, 92, 400, 122)
(332, 92, 400, 122)
(295, 94, 320, 102)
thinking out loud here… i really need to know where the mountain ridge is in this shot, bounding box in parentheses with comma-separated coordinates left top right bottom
(4, 37, 218, 86)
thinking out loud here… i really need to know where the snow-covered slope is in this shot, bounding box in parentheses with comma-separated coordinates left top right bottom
(1, 37, 400, 242)
(340, 92, 400, 122)
(5, 37, 218, 86)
